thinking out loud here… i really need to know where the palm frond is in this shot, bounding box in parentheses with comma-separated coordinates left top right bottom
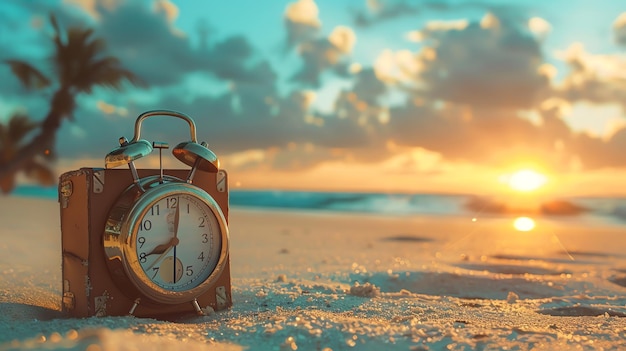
(23, 160, 56, 186)
(0, 113, 38, 145)
(4, 60, 51, 89)
(7, 114, 38, 144)
(79, 57, 145, 92)
(49, 14, 60, 39)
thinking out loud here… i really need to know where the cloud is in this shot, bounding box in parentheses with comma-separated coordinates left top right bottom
(8, 0, 626, 179)
(556, 43, 626, 108)
(285, 0, 321, 27)
(385, 101, 581, 172)
(350, 0, 495, 29)
(328, 26, 356, 54)
(62, 0, 123, 20)
(282, 0, 357, 87)
(55, 67, 392, 173)
(614, 12, 626, 46)
(413, 13, 551, 109)
(374, 49, 422, 85)
(50, 7, 615, 175)
(290, 26, 357, 87)
(153, 0, 179, 24)
(56, 80, 308, 161)
(92, 2, 198, 86)
(283, 0, 321, 51)
(528, 16, 551, 39)
(366, 12, 602, 171)
(0, 1, 286, 163)
(352, 0, 419, 28)
(80, 1, 265, 87)
(373, 12, 626, 173)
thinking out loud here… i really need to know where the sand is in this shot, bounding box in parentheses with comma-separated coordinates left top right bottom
(1, 197, 626, 350)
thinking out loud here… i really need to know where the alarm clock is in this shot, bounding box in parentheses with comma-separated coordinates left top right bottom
(59, 110, 232, 317)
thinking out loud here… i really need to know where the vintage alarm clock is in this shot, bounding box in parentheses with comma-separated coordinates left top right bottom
(59, 110, 232, 317)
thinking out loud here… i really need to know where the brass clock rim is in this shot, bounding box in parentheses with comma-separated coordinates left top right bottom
(103, 176, 229, 305)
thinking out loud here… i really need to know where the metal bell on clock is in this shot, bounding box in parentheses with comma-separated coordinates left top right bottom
(173, 141, 219, 183)
(104, 137, 153, 188)
(104, 137, 153, 169)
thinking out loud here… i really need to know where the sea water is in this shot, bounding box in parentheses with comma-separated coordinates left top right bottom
(10, 185, 626, 226)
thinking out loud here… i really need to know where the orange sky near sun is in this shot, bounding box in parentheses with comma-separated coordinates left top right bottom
(53, 148, 626, 197)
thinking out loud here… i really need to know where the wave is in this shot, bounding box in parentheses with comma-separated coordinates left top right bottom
(230, 190, 469, 216)
(9, 185, 626, 224)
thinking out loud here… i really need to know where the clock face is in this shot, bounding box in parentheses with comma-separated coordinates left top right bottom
(133, 193, 222, 292)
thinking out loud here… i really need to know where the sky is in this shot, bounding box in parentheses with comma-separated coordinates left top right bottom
(2, 0, 626, 196)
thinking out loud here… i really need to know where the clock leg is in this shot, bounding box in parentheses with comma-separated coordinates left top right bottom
(191, 298, 204, 316)
(128, 298, 141, 316)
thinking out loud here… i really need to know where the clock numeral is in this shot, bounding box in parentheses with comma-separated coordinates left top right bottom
(151, 267, 159, 279)
(150, 204, 160, 216)
(137, 236, 146, 248)
(186, 266, 194, 276)
(202, 233, 208, 243)
(167, 197, 178, 209)
(139, 252, 147, 263)
(186, 203, 190, 214)
(198, 217, 206, 227)
(139, 219, 152, 231)
(198, 251, 205, 261)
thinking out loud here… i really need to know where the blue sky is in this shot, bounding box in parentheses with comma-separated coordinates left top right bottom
(2, 0, 626, 194)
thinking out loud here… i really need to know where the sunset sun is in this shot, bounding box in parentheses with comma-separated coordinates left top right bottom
(503, 169, 548, 192)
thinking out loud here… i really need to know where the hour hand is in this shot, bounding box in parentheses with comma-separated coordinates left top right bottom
(145, 236, 179, 256)
(144, 236, 179, 270)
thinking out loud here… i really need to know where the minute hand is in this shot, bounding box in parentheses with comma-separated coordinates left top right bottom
(145, 202, 181, 270)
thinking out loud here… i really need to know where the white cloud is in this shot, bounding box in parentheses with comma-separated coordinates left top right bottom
(285, 0, 320, 27)
(528, 17, 551, 39)
(424, 19, 469, 32)
(374, 49, 422, 84)
(480, 12, 499, 29)
(328, 26, 356, 54)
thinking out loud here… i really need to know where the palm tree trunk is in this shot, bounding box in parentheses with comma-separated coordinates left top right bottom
(0, 87, 72, 182)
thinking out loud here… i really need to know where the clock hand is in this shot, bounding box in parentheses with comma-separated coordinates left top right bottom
(145, 237, 179, 270)
(145, 237, 177, 256)
(145, 200, 181, 273)
(173, 197, 180, 283)
(173, 245, 178, 283)
(173, 197, 180, 239)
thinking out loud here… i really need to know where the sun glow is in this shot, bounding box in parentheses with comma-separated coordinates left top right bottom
(503, 169, 548, 192)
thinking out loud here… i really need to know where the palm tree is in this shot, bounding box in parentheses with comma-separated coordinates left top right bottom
(0, 113, 55, 194)
(0, 14, 143, 186)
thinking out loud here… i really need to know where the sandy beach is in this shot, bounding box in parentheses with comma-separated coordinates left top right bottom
(1, 196, 626, 350)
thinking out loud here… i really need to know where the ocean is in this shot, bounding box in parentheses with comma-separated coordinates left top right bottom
(10, 185, 626, 226)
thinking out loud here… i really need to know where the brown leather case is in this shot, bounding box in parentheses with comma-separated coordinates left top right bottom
(59, 167, 231, 317)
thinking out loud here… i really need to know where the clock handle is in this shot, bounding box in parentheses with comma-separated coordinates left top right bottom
(131, 110, 198, 143)
(104, 109, 219, 179)
(104, 110, 199, 169)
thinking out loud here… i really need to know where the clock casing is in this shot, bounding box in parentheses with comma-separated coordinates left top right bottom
(59, 167, 231, 317)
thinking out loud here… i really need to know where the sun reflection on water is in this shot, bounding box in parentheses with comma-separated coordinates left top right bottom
(513, 216, 535, 231)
